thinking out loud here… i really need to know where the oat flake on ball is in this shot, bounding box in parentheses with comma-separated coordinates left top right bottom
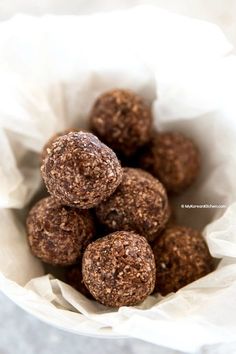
(41, 132, 123, 208)
(90, 89, 152, 157)
(26, 196, 95, 266)
(96, 168, 169, 242)
(152, 225, 214, 295)
(82, 231, 156, 307)
(138, 131, 200, 193)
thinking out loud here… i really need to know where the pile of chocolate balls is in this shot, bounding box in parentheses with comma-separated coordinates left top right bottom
(26, 89, 214, 308)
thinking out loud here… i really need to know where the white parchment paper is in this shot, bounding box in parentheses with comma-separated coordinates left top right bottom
(0, 6, 236, 352)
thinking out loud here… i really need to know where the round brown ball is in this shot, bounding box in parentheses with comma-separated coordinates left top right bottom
(26, 196, 95, 266)
(41, 132, 123, 208)
(90, 89, 152, 157)
(96, 168, 169, 242)
(65, 265, 93, 299)
(82, 231, 156, 307)
(152, 225, 214, 295)
(138, 131, 200, 193)
(41, 128, 78, 163)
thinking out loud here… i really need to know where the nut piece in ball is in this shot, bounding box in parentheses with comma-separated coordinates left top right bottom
(65, 264, 93, 299)
(41, 128, 78, 163)
(82, 231, 156, 307)
(152, 225, 214, 295)
(90, 89, 152, 156)
(96, 168, 169, 242)
(138, 132, 200, 193)
(26, 196, 95, 266)
(41, 132, 123, 208)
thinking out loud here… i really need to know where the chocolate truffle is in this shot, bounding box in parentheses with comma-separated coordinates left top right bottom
(65, 264, 93, 299)
(26, 196, 95, 266)
(41, 128, 77, 163)
(90, 89, 152, 157)
(96, 168, 169, 242)
(152, 225, 214, 295)
(82, 231, 156, 307)
(41, 132, 123, 208)
(138, 132, 200, 193)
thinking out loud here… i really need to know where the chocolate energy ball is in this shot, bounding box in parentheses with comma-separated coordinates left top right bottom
(90, 89, 152, 157)
(26, 196, 95, 266)
(41, 128, 78, 163)
(138, 132, 200, 193)
(96, 168, 169, 242)
(41, 132, 123, 208)
(65, 264, 93, 299)
(82, 231, 156, 307)
(152, 225, 214, 295)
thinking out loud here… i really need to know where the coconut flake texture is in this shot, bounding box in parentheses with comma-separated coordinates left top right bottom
(0, 6, 236, 353)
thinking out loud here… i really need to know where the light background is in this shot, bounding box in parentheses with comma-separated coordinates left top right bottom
(0, 0, 235, 47)
(0, 1, 235, 353)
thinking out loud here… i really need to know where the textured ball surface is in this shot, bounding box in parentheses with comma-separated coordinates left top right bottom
(138, 132, 200, 193)
(82, 231, 156, 307)
(41, 128, 78, 163)
(152, 225, 214, 295)
(96, 168, 169, 242)
(41, 132, 123, 208)
(26, 196, 95, 266)
(90, 89, 152, 156)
